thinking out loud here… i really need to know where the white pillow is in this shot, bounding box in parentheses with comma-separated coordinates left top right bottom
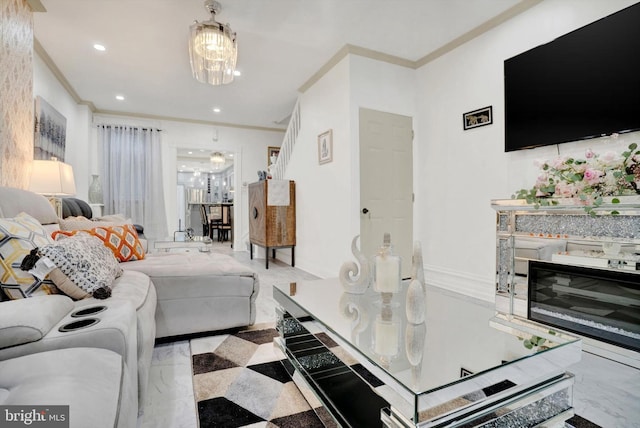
(59, 215, 132, 231)
(40, 234, 123, 299)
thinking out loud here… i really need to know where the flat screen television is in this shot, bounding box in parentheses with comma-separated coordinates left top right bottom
(504, 3, 640, 152)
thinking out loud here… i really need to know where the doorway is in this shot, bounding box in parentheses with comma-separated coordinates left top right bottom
(176, 148, 236, 240)
(359, 108, 413, 277)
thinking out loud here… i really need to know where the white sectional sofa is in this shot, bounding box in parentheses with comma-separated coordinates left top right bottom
(0, 186, 260, 427)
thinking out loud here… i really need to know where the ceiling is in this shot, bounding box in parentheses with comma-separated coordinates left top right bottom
(177, 148, 233, 174)
(33, 0, 528, 131)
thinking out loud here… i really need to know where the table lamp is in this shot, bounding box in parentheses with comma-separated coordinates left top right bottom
(29, 157, 76, 217)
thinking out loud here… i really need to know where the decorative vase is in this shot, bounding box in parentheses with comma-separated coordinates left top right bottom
(406, 241, 426, 324)
(373, 232, 401, 296)
(88, 174, 103, 204)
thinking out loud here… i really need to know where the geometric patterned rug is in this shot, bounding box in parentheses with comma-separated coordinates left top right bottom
(191, 327, 326, 428)
(191, 327, 600, 428)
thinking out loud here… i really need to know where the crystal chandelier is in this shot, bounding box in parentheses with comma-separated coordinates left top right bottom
(210, 152, 225, 163)
(189, 0, 237, 85)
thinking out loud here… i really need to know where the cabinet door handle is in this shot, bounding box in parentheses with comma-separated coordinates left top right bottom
(253, 207, 259, 219)
(362, 208, 369, 214)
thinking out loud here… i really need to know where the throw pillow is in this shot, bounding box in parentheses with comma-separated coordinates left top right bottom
(52, 223, 145, 262)
(58, 215, 132, 231)
(40, 234, 123, 300)
(94, 214, 129, 223)
(0, 212, 59, 299)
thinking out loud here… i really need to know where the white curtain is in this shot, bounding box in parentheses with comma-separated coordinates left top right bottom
(98, 125, 168, 240)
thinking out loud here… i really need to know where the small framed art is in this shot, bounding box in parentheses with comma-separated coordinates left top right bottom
(318, 129, 333, 165)
(268, 146, 280, 166)
(463, 106, 493, 130)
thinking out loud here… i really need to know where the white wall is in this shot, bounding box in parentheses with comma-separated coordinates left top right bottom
(415, 0, 640, 302)
(284, 58, 352, 277)
(33, 53, 93, 199)
(285, 55, 416, 278)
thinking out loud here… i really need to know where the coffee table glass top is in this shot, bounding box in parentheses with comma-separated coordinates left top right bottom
(274, 279, 581, 424)
(153, 235, 212, 252)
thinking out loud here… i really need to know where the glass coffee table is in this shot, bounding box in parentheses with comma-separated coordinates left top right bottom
(273, 279, 582, 427)
(153, 235, 212, 252)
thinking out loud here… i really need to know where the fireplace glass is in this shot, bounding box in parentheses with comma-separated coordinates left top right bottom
(528, 261, 640, 352)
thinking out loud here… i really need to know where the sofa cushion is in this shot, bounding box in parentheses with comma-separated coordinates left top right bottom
(0, 212, 59, 299)
(0, 187, 58, 225)
(0, 295, 73, 349)
(53, 224, 145, 262)
(0, 347, 137, 428)
(40, 234, 123, 300)
(109, 270, 153, 311)
(121, 252, 257, 299)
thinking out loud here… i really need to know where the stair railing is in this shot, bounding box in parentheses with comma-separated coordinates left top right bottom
(271, 99, 300, 179)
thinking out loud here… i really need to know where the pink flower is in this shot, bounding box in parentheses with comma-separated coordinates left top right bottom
(600, 151, 619, 164)
(550, 156, 569, 170)
(555, 182, 579, 198)
(535, 173, 549, 186)
(585, 148, 595, 159)
(583, 168, 603, 185)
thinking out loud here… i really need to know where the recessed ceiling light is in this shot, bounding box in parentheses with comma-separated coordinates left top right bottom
(187, 151, 193, 154)
(229, 153, 234, 157)
(233, 70, 241, 77)
(115, 95, 125, 101)
(181, 165, 186, 168)
(213, 108, 221, 113)
(93, 44, 106, 51)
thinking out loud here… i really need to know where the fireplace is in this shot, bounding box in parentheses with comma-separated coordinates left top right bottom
(492, 196, 640, 366)
(528, 260, 640, 352)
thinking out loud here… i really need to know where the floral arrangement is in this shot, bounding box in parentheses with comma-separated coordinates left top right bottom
(513, 142, 640, 215)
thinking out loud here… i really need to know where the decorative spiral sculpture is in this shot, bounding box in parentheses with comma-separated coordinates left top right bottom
(339, 235, 371, 294)
(338, 292, 370, 345)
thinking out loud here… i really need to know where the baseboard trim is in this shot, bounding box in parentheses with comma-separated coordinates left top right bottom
(424, 264, 495, 304)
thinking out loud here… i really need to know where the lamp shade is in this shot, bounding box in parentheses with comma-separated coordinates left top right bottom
(29, 159, 76, 196)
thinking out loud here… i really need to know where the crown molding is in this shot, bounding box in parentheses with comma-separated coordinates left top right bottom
(34, 38, 97, 112)
(415, 0, 543, 67)
(94, 110, 286, 133)
(298, 44, 416, 93)
(34, 39, 284, 132)
(299, 0, 542, 93)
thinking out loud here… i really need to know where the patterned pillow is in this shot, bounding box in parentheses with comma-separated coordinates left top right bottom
(0, 212, 59, 299)
(40, 234, 123, 300)
(52, 223, 145, 262)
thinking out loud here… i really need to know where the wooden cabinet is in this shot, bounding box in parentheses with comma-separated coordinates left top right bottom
(248, 180, 296, 268)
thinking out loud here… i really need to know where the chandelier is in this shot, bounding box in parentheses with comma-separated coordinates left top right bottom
(210, 152, 225, 163)
(189, 0, 237, 85)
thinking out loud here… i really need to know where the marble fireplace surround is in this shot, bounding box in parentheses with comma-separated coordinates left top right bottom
(492, 196, 640, 368)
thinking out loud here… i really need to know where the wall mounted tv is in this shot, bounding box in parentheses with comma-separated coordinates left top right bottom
(504, 3, 640, 152)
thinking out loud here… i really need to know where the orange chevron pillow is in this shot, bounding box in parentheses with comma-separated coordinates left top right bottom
(53, 223, 145, 262)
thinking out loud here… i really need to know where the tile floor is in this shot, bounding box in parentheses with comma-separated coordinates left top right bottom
(137, 242, 640, 428)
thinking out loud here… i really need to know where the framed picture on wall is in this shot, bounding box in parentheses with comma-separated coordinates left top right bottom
(463, 106, 493, 130)
(317, 129, 333, 165)
(268, 146, 280, 166)
(34, 96, 67, 161)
